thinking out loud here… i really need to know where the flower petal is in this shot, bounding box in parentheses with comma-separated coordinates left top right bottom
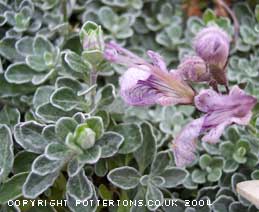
(194, 89, 219, 112)
(172, 117, 204, 167)
(147, 50, 167, 72)
(119, 67, 163, 106)
(202, 120, 229, 143)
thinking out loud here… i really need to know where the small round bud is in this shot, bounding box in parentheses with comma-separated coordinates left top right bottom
(194, 26, 230, 68)
(178, 56, 210, 82)
(76, 128, 96, 150)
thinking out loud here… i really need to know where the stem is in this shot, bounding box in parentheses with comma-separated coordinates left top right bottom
(62, 0, 67, 22)
(216, 0, 239, 44)
(90, 71, 97, 110)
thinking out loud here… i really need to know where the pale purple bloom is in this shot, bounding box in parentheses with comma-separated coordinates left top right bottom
(178, 56, 211, 82)
(172, 86, 257, 167)
(194, 26, 230, 69)
(172, 117, 204, 167)
(104, 42, 195, 106)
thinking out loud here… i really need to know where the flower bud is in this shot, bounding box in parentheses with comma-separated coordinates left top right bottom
(194, 26, 230, 69)
(75, 127, 96, 150)
(80, 21, 105, 52)
(178, 56, 210, 82)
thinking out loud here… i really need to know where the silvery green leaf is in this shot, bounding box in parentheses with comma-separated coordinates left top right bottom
(22, 171, 59, 199)
(45, 143, 72, 160)
(85, 116, 104, 139)
(130, 186, 148, 212)
(97, 132, 123, 158)
(13, 151, 37, 174)
(0, 38, 23, 61)
(67, 180, 98, 212)
(134, 122, 156, 173)
(31, 68, 56, 85)
(159, 168, 188, 188)
(107, 166, 141, 190)
(151, 150, 170, 176)
(32, 86, 55, 108)
(94, 159, 108, 177)
(98, 7, 117, 30)
(26, 55, 48, 71)
(55, 76, 83, 92)
(55, 117, 78, 142)
(14, 121, 48, 153)
(33, 36, 54, 56)
(67, 169, 93, 201)
(77, 145, 102, 164)
(150, 176, 165, 187)
(0, 74, 36, 98)
(36, 103, 76, 123)
(50, 87, 80, 111)
(42, 125, 60, 143)
(96, 84, 116, 107)
(231, 173, 247, 194)
(0, 106, 20, 130)
(32, 155, 63, 176)
(192, 169, 206, 184)
(0, 172, 28, 204)
(223, 160, 239, 173)
(67, 158, 83, 177)
(65, 51, 91, 73)
(212, 195, 234, 212)
(0, 125, 14, 182)
(146, 183, 163, 211)
(112, 123, 142, 154)
(5, 63, 36, 84)
(15, 36, 34, 56)
(72, 112, 86, 123)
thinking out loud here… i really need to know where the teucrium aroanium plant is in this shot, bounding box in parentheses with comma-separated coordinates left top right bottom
(0, 1, 259, 212)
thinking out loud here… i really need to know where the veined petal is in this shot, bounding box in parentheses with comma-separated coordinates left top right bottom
(194, 89, 219, 112)
(202, 111, 253, 143)
(119, 67, 159, 106)
(172, 117, 204, 167)
(202, 120, 229, 143)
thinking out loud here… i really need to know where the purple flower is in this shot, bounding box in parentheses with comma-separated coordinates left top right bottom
(194, 26, 230, 69)
(172, 86, 257, 167)
(104, 42, 195, 106)
(178, 56, 211, 82)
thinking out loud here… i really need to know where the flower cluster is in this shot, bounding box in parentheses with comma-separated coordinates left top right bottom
(104, 26, 257, 167)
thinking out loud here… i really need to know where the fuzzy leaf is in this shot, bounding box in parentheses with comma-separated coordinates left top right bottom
(50, 87, 80, 111)
(77, 145, 102, 164)
(45, 143, 72, 160)
(14, 121, 48, 153)
(23, 171, 59, 198)
(108, 166, 141, 189)
(0, 125, 14, 182)
(159, 168, 188, 188)
(5, 63, 36, 84)
(97, 132, 124, 158)
(134, 122, 156, 173)
(112, 123, 142, 154)
(55, 117, 78, 142)
(0, 172, 28, 204)
(32, 155, 63, 176)
(67, 169, 93, 201)
(0, 106, 20, 130)
(146, 183, 163, 211)
(85, 116, 104, 139)
(65, 51, 91, 73)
